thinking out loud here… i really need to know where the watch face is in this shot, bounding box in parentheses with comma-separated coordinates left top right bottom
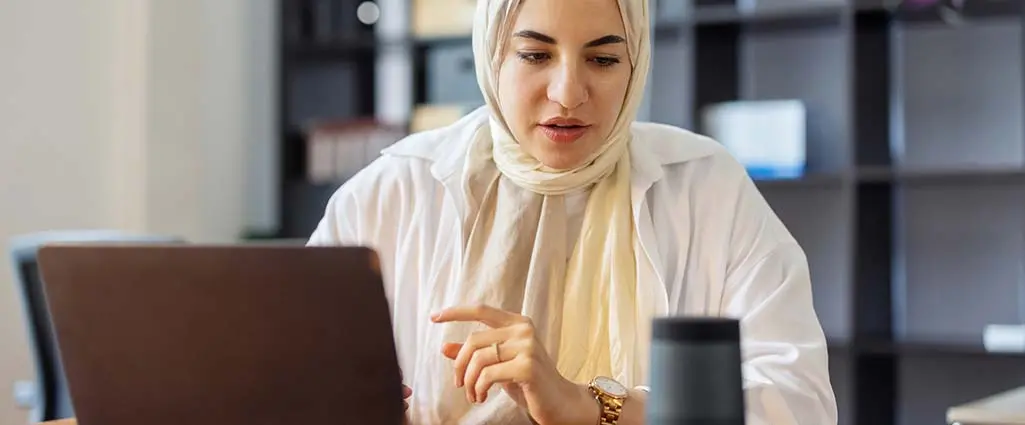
(594, 376, 628, 397)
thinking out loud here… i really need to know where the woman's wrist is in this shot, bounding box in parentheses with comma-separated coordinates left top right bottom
(568, 383, 647, 425)
(622, 387, 648, 423)
(569, 382, 601, 425)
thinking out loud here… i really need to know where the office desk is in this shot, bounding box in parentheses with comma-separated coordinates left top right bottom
(947, 385, 1025, 425)
(41, 391, 1025, 425)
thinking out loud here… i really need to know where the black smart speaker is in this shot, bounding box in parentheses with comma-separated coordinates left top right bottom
(646, 316, 746, 425)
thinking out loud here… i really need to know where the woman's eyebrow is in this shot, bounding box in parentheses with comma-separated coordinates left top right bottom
(513, 30, 557, 44)
(584, 35, 626, 48)
(512, 30, 626, 48)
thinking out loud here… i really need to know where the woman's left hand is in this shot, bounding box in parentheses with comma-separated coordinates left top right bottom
(431, 305, 597, 425)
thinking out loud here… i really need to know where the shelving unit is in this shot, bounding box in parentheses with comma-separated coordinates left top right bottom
(276, 0, 377, 236)
(274, 0, 1025, 423)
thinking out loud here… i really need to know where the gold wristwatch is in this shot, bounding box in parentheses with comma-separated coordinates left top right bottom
(588, 376, 628, 425)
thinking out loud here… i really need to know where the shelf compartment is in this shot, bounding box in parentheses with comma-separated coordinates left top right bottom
(694, 12, 852, 176)
(282, 0, 376, 48)
(682, 2, 849, 26)
(894, 183, 1025, 345)
(860, 0, 1025, 23)
(649, 31, 694, 128)
(287, 61, 375, 129)
(892, 16, 1025, 171)
(761, 185, 853, 341)
(742, 20, 851, 174)
(280, 180, 346, 239)
(421, 40, 483, 106)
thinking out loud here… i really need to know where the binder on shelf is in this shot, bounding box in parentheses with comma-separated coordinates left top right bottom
(303, 118, 407, 183)
(412, 0, 476, 38)
(411, 104, 478, 133)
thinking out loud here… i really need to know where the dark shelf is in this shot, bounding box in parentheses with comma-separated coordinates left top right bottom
(287, 35, 479, 60)
(753, 172, 848, 188)
(858, 340, 1025, 358)
(285, 38, 379, 61)
(690, 3, 847, 26)
(413, 35, 472, 48)
(857, 166, 1025, 185)
(819, 339, 1025, 359)
(665, 1, 1024, 27)
(855, 0, 1023, 22)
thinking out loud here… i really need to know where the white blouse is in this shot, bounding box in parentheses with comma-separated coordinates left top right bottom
(307, 108, 838, 425)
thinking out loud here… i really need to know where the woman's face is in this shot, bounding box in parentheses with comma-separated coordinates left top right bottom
(497, 0, 632, 170)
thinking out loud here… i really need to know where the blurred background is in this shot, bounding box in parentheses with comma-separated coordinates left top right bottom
(2, 0, 1024, 424)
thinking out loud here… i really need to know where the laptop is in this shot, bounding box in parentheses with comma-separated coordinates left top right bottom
(36, 244, 404, 425)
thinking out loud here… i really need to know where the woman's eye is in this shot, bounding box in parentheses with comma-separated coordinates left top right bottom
(517, 52, 549, 64)
(593, 56, 621, 67)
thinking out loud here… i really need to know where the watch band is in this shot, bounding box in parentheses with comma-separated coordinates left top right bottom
(589, 385, 626, 425)
(594, 395, 624, 425)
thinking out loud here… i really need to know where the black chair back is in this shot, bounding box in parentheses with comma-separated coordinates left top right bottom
(9, 230, 182, 422)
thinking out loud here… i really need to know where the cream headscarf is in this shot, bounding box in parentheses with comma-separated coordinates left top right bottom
(413, 1, 651, 424)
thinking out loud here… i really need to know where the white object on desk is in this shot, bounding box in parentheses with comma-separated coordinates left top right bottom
(701, 99, 807, 179)
(947, 386, 1025, 425)
(12, 380, 37, 409)
(984, 324, 1025, 353)
(737, 0, 845, 13)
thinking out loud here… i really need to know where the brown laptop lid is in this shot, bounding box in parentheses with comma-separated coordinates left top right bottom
(37, 244, 404, 425)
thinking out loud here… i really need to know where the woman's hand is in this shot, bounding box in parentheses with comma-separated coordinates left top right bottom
(431, 305, 598, 425)
(401, 383, 413, 425)
(402, 384, 412, 410)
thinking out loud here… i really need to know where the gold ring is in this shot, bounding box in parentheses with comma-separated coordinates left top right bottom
(493, 342, 501, 362)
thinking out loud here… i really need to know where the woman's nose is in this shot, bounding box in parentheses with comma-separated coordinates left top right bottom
(547, 61, 588, 110)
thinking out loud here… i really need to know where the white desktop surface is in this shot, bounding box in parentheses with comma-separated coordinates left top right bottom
(948, 386, 1025, 425)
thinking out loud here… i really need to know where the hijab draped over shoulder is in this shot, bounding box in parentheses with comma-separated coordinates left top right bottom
(411, 0, 652, 423)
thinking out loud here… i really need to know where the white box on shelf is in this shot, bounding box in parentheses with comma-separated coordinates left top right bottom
(701, 99, 807, 179)
(983, 324, 1025, 353)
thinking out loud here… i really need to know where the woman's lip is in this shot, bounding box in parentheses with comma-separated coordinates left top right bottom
(539, 125, 589, 143)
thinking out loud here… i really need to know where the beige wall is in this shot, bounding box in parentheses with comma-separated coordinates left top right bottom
(0, 1, 275, 423)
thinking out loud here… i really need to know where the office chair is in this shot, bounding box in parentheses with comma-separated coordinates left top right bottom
(8, 230, 184, 423)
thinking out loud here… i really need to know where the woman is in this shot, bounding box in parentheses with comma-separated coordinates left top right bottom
(308, 0, 838, 423)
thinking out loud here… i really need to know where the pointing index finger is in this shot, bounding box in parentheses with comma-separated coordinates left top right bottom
(430, 305, 521, 328)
